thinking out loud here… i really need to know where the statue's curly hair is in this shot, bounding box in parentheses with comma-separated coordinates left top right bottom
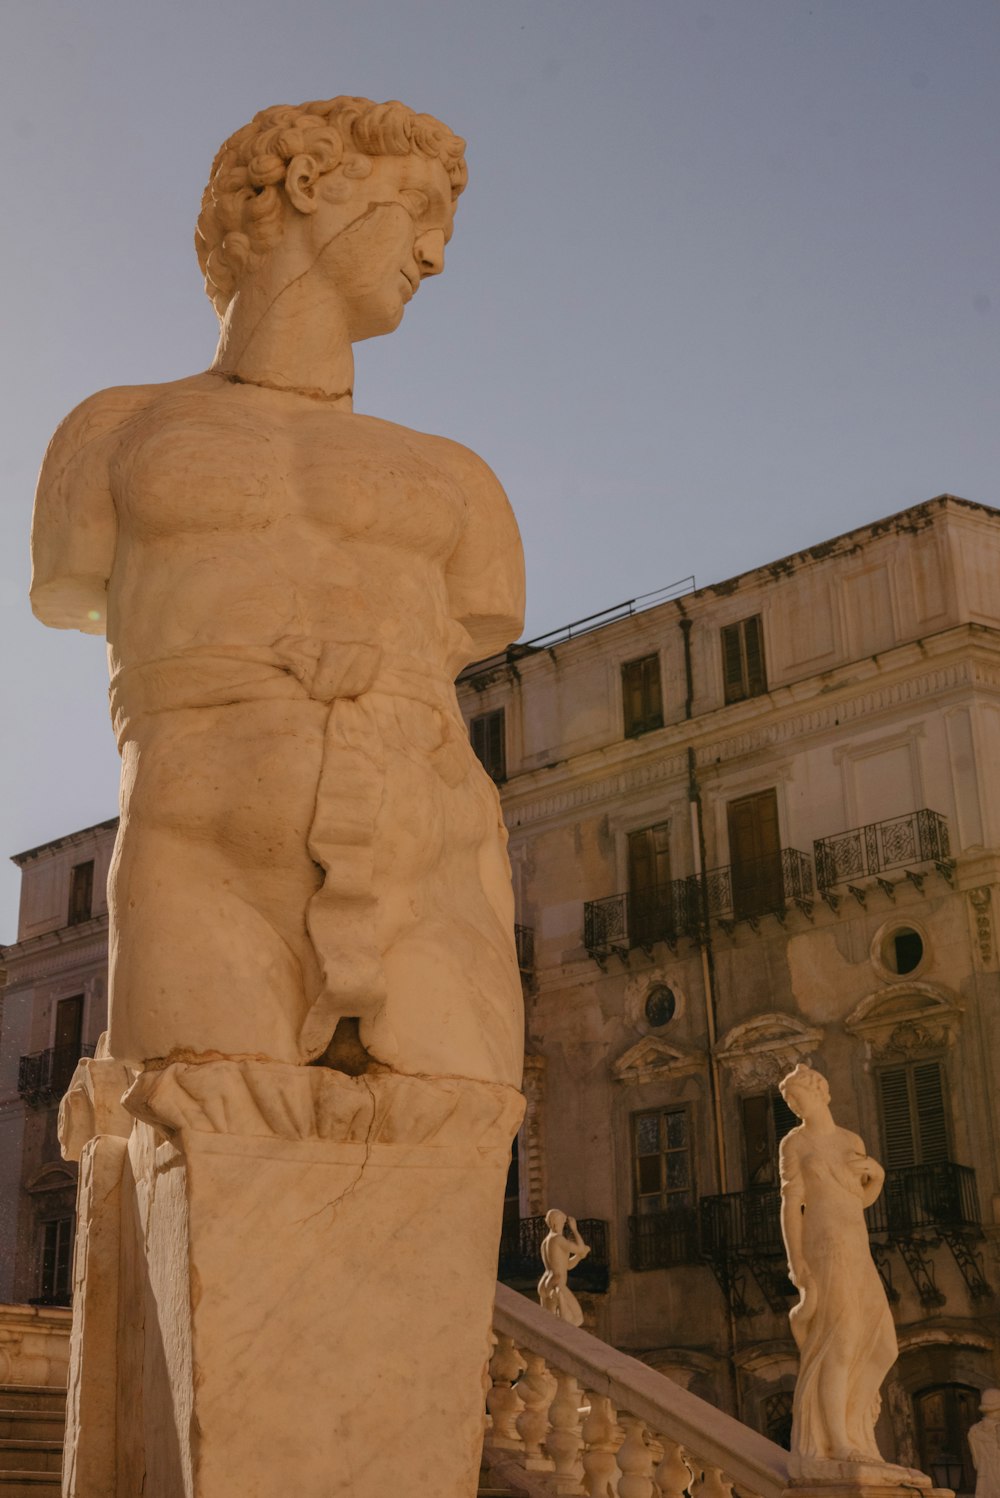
(195, 96, 467, 317)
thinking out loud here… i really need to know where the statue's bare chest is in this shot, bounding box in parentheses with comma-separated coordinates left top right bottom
(113, 388, 466, 559)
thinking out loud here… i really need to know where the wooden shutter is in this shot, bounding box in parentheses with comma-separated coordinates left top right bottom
(772, 1090, 798, 1146)
(622, 655, 663, 736)
(721, 624, 745, 703)
(742, 1094, 773, 1186)
(628, 824, 671, 894)
(68, 861, 94, 924)
(54, 996, 83, 1054)
(878, 1065, 917, 1168)
(913, 1062, 949, 1162)
(471, 709, 506, 782)
(743, 616, 767, 696)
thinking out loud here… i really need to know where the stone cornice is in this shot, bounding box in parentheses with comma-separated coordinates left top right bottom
(503, 637, 1000, 832)
(2, 917, 110, 985)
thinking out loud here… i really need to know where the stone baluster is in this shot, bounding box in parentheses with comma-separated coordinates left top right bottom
(515, 1350, 557, 1471)
(486, 1334, 526, 1449)
(653, 1435, 692, 1497)
(545, 1369, 585, 1493)
(580, 1393, 620, 1498)
(616, 1414, 657, 1498)
(690, 1466, 734, 1498)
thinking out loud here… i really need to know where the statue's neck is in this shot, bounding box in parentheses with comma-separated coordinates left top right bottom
(211, 262, 355, 410)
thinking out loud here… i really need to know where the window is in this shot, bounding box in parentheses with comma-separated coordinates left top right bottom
(38, 1217, 74, 1305)
(914, 1385, 979, 1495)
(628, 822, 674, 946)
(741, 1090, 799, 1188)
(877, 1060, 950, 1169)
(68, 860, 94, 925)
(622, 654, 664, 737)
(762, 1391, 794, 1451)
(721, 615, 767, 705)
(632, 1107, 693, 1216)
(727, 789, 782, 919)
(470, 708, 506, 783)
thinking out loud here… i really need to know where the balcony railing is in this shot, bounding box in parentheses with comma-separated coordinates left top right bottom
(694, 847, 813, 924)
(814, 808, 950, 890)
(17, 1044, 96, 1108)
(628, 1207, 701, 1271)
(498, 1215, 610, 1293)
(699, 1186, 785, 1260)
(514, 923, 534, 978)
(865, 1161, 981, 1237)
(584, 880, 698, 957)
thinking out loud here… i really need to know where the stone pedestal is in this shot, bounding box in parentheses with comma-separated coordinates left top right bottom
(61, 1059, 523, 1498)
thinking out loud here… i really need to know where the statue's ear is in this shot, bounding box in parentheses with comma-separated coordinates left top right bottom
(285, 154, 322, 214)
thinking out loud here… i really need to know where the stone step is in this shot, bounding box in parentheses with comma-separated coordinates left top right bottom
(0, 1442, 62, 1475)
(0, 1414, 63, 1444)
(0, 1393, 64, 1417)
(0, 1474, 62, 1496)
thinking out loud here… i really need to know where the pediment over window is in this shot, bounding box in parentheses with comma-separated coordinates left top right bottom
(612, 1037, 706, 1084)
(844, 984, 962, 1060)
(25, 1162, 76, 1194)
(714, 1012, 823, 1092)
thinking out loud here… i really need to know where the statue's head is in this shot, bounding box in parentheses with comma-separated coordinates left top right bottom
(545, 1208, 567, 1232)
(778, 1062, 830, 1118)
(195, 96, 467, 337)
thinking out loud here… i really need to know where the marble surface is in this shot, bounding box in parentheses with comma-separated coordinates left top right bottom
(969, 1391, 1000, 1498)
(779, 1064, 905, 1474)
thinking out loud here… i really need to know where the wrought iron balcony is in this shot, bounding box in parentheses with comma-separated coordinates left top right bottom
(628, 1207, 701, 1271)
(514, 923, 534, 978)
(498, 1215, 609, 1293)
(814, 808, 950, 891)
(693, 848, 813, 926)
(864, 1161, 980, 1238)
(699, 1186, 784, 1259)
(583, 881, 698, 959)
(17, 1044, 96, 1108)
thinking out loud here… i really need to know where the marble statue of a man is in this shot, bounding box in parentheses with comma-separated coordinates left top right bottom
(537, 1208, 591, 1326)
(31, 97, 525, 1088)
(33, 98, 526, 1498)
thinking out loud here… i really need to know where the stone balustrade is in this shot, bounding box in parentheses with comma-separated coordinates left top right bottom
(487, 1282, 790, 1498)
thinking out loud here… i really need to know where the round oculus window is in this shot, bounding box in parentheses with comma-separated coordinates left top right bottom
(644, 985, 677, 1028)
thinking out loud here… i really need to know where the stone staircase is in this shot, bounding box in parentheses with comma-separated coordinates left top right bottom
(0, 1385, 64, 1496)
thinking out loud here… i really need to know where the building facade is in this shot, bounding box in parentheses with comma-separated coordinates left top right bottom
(1, 494, 998, 1488)
(458, 495, 1000, 1490)
(0, 820, 116, 1306)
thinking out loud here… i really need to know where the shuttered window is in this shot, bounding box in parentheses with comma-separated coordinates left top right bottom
(470, 709, 506, 783)
(622, 654, 664, 737)
(877, 1060, 950, 1169)
(727, 788, 782, 919)
(742, 1090, 799, 1187)
(68, 861, 94, 925)
(721, 616, 767, 705)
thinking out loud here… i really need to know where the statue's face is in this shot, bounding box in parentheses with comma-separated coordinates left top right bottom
(309, 153, 456, 342)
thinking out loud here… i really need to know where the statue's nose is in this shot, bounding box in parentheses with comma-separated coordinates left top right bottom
(414, 229, 445, 277)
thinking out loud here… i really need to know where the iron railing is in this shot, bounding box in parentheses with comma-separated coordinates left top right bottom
(814, 809, 950, 890)
(514, 924, 534, 977)
(628, 1208, 701, 1271)
(694, 848, 813, 924)
(584, 881, 698, 957)
(699, 1188, 785, 1260)
(17, 1044, 95, 1108)
(498, 1215, 610, 1293)
(865, 1161, 980, 1237)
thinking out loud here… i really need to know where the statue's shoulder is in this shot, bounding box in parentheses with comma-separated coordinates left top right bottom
(41, 374, 212, 476)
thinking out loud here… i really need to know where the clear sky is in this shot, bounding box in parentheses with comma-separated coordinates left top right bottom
(1, 0, 998, 939)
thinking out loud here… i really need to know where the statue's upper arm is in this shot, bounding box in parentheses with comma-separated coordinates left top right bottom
(30, 387, 140, 635)
(442, 441, 525, 660)
(779, 1130, 803, 1191)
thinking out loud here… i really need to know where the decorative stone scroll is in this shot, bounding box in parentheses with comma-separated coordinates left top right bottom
(714, 1013, 823, 1092)
(844, 985, 962, 1061)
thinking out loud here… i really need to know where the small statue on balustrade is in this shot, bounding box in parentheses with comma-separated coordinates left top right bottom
(538, 1209, 590, 1327)
(969, 1390, 1000, 1498)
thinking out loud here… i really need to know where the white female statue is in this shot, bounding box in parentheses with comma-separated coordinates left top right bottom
(538, 1209, 591, 1326)
(779, 1064, 898, 1469)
